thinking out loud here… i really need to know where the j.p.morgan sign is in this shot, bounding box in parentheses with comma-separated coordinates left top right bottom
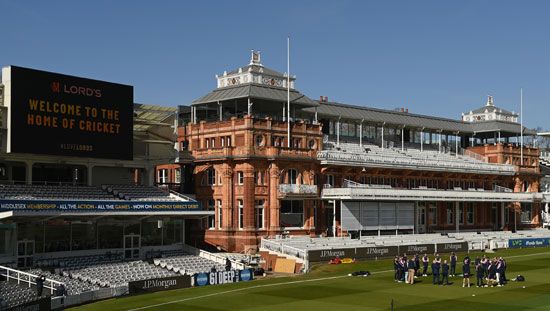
(307, 243, 466, 262)
(128, 275, 191, 294)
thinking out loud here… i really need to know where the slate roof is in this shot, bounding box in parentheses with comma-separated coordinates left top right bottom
(192, 83, 318, 107)
(304, 101, 535, 135)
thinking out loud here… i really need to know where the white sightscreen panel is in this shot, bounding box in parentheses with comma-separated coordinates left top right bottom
(397, 202, 414, 226)
(362, 202, 379, 227)
(341, 201, 362, 230)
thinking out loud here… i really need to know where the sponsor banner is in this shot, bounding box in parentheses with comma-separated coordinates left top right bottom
(307, 248, 356, 262)
(128, 275, 191, 294)
(193, 269, 254, 286)
(9, 66, 133, 160)
(355, 246, 399, 259)
(7, 296, 51, 311)
(436, 242, 469, 253)
(399, 244, 435, 255)
(0, 199, 200, 212)
(508, 238, 550, 249)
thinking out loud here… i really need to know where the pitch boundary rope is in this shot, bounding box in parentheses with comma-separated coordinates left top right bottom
(126, 250, 550, 311)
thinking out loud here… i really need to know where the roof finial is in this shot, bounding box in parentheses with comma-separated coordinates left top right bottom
(250, 50, 262, 66)
(486, 95, 494, 106)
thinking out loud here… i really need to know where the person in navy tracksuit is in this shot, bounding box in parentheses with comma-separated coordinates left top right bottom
(394, 256, 400, 282)
(441, 260, 450, 285)
(431, 259, 441, 285)
(481, 256, 489, 278)
(450, 252, 457, 277)
(422, 254, 429, 276)
(398, 257, 406, 282)
(462, 256, 471, 288)
(476, 261, 484, 287)
(496, 258, 505, 286)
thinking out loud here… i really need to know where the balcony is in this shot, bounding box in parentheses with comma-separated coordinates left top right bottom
(278, 184, 318, 198)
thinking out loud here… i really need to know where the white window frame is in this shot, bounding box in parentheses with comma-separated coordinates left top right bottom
(237, 172, 244, 185)
(288, 169, 298, 185)
(255, 200, 264, 229)
(174, 169, 181, 184)
(207, 169, 216, 186)
(327, 174, 334, 187)
(157, 169, 168, 184)
(217, 199, 223, 229)
(208, 199, 215, 229)
(238, 199, 244, 229)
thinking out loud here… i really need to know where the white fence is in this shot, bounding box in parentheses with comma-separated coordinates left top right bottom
(181, 243, 246, 270)
(318, 150, 515, 174)
(0, 265, 64, 295)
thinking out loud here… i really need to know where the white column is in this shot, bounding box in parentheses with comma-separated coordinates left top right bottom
(247, 98, 252, 116)
(314, 107, 318, 124)
(218, 101, 222, 121)
(381, 126, 385, 149)
(420, 131, 424, 152)
(25, 161, 33, 185)
(498, 131, 501, 144)
(282, 105, 286, 121)
(439, 132, 442, 153)
(359, 122, 363, 148)
(336, 119, 340, 146)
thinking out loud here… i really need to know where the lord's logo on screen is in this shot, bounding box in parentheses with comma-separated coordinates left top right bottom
(51, 81, 60, 93)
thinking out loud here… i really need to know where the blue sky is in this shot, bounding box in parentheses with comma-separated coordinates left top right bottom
(2, 0, 549, 129)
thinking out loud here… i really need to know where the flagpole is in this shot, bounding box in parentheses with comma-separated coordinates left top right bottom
(287, 36, 291, 148)
(520, 88, 523, 166)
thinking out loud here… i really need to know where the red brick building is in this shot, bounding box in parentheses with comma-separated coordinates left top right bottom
(157, 52, 544, 252)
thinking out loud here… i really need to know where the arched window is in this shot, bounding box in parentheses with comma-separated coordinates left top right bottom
(207, 169, 216, 185)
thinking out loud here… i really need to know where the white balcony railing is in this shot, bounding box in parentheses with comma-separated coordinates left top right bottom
(322, 187, 542, 203)
(279, 184, 318, 195)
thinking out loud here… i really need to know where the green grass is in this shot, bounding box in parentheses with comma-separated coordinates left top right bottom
(71, 247, 550, 311)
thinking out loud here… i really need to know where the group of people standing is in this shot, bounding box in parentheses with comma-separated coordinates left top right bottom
(393, 252, 507, 287)
(472, 256, 507, 287)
